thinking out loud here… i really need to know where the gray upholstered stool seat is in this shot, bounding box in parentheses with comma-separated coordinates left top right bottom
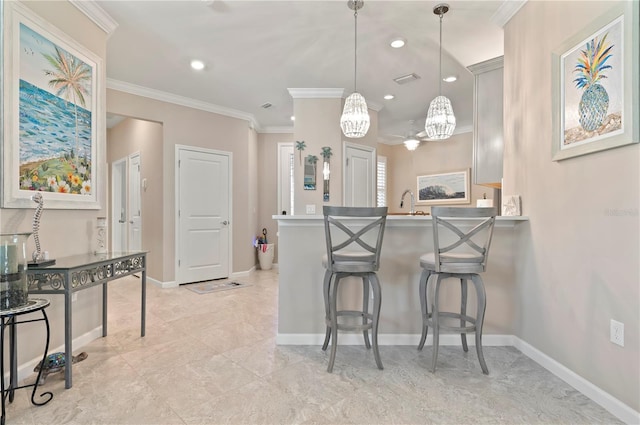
(417, 206, 497, 374)
(321, 206, 388, 373)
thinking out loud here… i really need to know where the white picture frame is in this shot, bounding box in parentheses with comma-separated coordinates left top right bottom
(416, 169, 470, 205)
(551, 1, 639, 161)
(1, 2, 103, 209)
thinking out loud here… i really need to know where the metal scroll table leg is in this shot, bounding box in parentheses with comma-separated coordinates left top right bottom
(141, 266, 146, 337)
(65, 277, 73, 389)
(31, 309, 53, 406)
(8, 317, 16, 403)
(1, 317, 8, 425)
(103, 282, 108, 337)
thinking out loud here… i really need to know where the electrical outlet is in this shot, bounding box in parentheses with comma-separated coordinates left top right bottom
(610, 319, 624, 347)
(72, 292, 78, 302)
(306, 204, 316, 214)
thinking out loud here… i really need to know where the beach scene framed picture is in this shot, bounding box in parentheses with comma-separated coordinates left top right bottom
(2, 2, 102, 209)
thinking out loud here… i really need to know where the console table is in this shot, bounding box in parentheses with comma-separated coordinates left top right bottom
(26, 252, 147, 389)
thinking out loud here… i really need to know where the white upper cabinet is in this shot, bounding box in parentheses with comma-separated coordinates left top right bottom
(468, 56, 504, 188)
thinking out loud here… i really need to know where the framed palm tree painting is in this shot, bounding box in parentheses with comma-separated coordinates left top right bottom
(551, 1, 639, 161)
(2, 2, 102, 209)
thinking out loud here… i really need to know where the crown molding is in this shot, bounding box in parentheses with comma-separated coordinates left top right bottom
(468, 56, 504, 74)
(69, 0, 118, 36)
(107, 79, 260, 130)
(491, 0, 527, 28)
(367, 100, 383, 112)
(259, 127, 294, 134)
(287, 88, 345, 99)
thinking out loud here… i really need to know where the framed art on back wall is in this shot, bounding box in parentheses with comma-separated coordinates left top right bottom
(551, 1, 639, 161)
(416, 169, 470, 205)
(1, 2, 102, 209)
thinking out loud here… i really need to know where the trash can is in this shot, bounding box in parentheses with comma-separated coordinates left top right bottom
(257, 243, 275, 270)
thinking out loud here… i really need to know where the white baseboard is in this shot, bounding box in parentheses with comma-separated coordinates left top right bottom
(276, 333, 638, 424)
(147, 276, 177, 288)
(512, 337, 639, 425)
(150, 266, 278, 288)
(10, 326, 103, 386)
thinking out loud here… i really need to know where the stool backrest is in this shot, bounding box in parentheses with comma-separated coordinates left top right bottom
(323, 206, 388, 273)
(430, 207, 497, 273)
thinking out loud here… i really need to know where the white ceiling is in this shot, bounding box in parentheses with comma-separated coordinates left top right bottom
(96, 0, 517, 142)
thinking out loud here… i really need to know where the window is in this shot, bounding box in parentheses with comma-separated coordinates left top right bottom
(376, 156, 387, 207)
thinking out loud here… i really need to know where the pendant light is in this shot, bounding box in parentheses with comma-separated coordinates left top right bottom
(340, 0, 370, 138)
(424, 3, 456, 140)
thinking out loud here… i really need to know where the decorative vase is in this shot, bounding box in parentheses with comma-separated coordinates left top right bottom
(579, 83, 609, 132)
(0, 233, 31, 310)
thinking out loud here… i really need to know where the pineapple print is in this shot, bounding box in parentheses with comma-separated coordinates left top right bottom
(573, 34, 613, 131)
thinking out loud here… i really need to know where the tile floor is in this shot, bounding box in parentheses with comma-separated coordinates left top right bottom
(6, 269, 621, 424)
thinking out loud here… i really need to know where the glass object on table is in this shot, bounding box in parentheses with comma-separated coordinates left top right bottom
(0, 233, 31, 310)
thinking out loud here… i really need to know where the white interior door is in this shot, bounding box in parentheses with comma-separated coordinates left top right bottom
(128, 153, 142, 251)
(343, 142, 376, 207)
(111, 158, 127, 252)
(176, 146, 230, 284)
(277, 142, 294, 215)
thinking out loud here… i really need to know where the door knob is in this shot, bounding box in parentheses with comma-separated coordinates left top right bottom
(221, 220, 228, 225)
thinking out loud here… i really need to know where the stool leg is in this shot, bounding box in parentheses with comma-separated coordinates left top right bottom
(369, 273, 383, 370)
(418, 269, 431, 351)
(471, 274, 489, 374)
(322, 270, 333, 351)
(362, 277, 371, 349)
(431, 274, 443, 373)
(460, 278, 469, 352)
(327, 275, 340, 373)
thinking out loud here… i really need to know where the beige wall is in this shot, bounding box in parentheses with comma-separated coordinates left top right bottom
(0, 0, 107, 365)
(107, 118, 164, 281)
(380, 132, 499, 215)
(257, 132, 294, 264)
(106, 89, 257, 279)
(504, 1, 639, 411)
(292, 97, 379, 212)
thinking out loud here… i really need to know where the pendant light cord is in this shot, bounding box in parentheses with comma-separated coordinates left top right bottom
(438, 12, 443, 96)
(354, 8, 358, 93)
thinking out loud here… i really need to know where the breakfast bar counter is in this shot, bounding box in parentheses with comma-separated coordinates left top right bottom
(274, 214, 528, 345)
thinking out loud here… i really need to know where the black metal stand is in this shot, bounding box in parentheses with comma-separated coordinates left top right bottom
(0, 299, 53, 425)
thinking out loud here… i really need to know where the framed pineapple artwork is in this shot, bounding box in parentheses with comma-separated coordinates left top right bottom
(1, 2, 103, 208)
(551, 1, 638, 161)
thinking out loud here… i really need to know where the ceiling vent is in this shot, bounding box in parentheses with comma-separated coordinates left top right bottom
(261, 102, 273, 109)
(393, 73, 421, 85)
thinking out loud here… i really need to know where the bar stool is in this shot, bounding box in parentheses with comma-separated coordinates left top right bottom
(321, 206, 388, 373)
(417, 206, 497, 374)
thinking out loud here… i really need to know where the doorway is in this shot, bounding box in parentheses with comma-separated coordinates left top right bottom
(343, 142, 376, 207)
(111, 152, 142, 252)
(175, 145, 231, 284)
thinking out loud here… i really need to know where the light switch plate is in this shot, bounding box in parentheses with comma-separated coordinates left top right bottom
(306, 204, 316, 214)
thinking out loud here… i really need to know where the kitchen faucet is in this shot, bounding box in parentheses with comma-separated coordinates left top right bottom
(400, 189, 415, 215)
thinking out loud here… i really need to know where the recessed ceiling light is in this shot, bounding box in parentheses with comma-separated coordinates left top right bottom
(384, 94, 395, 100)
(390, 38, 406, 48)
(190, 60, 205, 70)
(290, 116, 295, 121)
(443, 75, 457, 82)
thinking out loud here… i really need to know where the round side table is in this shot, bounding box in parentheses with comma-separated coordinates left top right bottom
(0, 298, 53, 425)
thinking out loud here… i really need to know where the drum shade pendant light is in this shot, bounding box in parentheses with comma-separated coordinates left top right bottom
(424, 4, 456, 140)
(340, 0, 370, 138)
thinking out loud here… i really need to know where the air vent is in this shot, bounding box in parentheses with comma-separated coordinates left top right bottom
(261, 102, 273, 109)
(393, 73, 421, 85)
